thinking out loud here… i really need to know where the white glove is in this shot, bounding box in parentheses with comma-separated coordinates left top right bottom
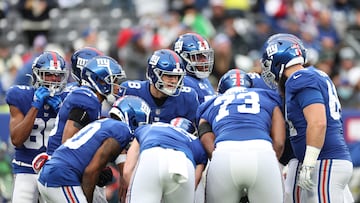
(298, 165, 315, 190)
(297, 145, 320, 191)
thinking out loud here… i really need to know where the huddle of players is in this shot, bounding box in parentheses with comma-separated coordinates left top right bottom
(7, 31, 353, 203)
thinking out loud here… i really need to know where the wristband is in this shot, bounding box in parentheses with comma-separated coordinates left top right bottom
(115, 154, 127, 165)
(302, 145, 320, 167)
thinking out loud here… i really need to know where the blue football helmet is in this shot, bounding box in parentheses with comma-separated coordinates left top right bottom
(261, 33, 306, 89)
(81, 55, 127, 103)
(109, 95, 151, 131)
(170, 117, 197, 135)
(217, 69, 252, 94)
(173, 33, 214, 78)
(266, 33, 307, 61)
(71, 47, 103, 83)
(146, 49, 186, 96)
(32, 51, 68, 95)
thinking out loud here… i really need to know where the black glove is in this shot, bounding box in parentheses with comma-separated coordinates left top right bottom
(96, 166, 113, 187)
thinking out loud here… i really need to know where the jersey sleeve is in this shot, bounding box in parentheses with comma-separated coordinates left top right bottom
(196, 97, 215, 125)
(65, 88, 101, 121)
(6, 85, 33, 113)
(191, 139, 208, 165)
(286, 70, 325, 108)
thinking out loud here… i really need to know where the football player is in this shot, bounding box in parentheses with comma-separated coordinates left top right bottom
(46, 55, 126, 156)
(261, 33, 353, 202)
(120, 48, 199, 123)
(173, 32, 216, 103)
(6, 51, 68, 203)
(198, 69, 285, 203)
(37, 95, 151, 203)
(123, 117, 207, 203)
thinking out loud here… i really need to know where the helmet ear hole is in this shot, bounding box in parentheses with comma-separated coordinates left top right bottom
(110, 113, 120, 121)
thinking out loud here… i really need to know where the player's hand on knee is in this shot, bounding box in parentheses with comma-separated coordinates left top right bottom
(298, 165, 315, 190)
(32, 87, 50, 109)
(97, 166, 113, 187)
(46, 95, 62, 112)
(32, 152, 50, 173)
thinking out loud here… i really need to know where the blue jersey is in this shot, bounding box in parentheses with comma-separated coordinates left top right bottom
(285, 66, 351, 161)
(134, 122, 207, 167)
(121, 80, 199, 123)
(184, 75, 215, 103)
(198, 87, 282, 144)
(38, 118, 133, 186)
(47, 86, 101, 155)
(6, 85, 67, 174)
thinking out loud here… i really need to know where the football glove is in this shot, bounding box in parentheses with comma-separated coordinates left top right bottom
(32, 152, 50, 173)
(32, 87, 50, 109)
(97, 166, 113, 187)
(297, 145, 320, 191)
(298, 165, 315, 190)
(46, 95, 62, 112)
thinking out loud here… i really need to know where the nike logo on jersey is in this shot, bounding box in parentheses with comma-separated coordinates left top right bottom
(293, 74, 302, 79)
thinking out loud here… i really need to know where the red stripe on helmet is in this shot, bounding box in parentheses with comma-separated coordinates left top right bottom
(193, 33, 207, 49)
(50, 51, 58, 69)
(169, 49, 180, 63)
(172, 117, 181, 127)
(235, 69, 241, 87)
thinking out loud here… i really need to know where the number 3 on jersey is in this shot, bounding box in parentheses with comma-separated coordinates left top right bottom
(214, 92, 260, 122)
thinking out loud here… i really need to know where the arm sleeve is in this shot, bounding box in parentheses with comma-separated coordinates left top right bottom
(68, 108, 91, 128)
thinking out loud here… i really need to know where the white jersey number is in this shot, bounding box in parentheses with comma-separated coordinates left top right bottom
(64, 121, 102, 149)
(214, 92, 260, 122)
(24, 118, 55, 149)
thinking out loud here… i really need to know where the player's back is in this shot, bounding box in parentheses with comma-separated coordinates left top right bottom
(135, 122, 207, 166)
(121, 80, 199, 123)
(39, 118, 132, 186)
(46, 86, 101, 155)
(285, 66, 351, 161)
(199, 87, 282, 144)
(184, 75, 215, 103)
(6, 85, 63, 173)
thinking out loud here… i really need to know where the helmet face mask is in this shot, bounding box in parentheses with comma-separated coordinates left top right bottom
(174, 33, 214, 78)
(82, 56, 126, 101)
(147, 49, 185, 96)
(152, 68, 185, 96)
(32, 51, 68, 95)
